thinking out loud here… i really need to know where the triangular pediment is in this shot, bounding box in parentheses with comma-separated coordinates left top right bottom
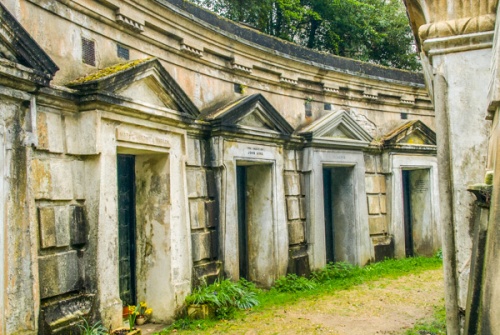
(382, 120, 436, 147)
(116, 75, 180, 111)
(202, 94, 294, 135)
(236, 108, 274, 130)
(67, 58, 198, 117)
(297, 110, 372, 147)
(0, 3, 58, 83)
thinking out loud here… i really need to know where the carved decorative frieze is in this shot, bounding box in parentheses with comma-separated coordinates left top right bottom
(180, 43, 203, 58)
(116, 13, 144, 33)
(231, 62, 252, 74)
(280, 77, 298, 86)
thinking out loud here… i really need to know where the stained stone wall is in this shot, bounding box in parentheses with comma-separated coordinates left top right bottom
(364, 153, 391, 261)
(284, 149, 309, 276)
(187, 135, 221, 284)
(33, 108, 93, 334)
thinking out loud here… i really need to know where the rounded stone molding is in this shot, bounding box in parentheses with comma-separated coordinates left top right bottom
(418, 14, 496, 42)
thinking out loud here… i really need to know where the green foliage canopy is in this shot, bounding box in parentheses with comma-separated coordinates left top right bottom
(189, 0, 420, 71)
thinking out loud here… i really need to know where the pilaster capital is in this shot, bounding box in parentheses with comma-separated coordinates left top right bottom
(404, 0, 498, 47)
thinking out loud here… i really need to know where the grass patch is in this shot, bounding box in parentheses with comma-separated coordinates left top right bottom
(158, 256, 442, 334)
(405, 304, 446, 335)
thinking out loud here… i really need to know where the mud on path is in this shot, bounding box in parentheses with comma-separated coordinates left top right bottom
(178, 268, 444, 335)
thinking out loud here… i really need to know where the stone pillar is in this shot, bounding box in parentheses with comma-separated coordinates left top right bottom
(404, 1, 497, 332)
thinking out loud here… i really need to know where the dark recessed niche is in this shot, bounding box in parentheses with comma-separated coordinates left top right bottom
(324, 103, 332, 111)
(401, 113, 408, 120)
(305, 101, 312, 117)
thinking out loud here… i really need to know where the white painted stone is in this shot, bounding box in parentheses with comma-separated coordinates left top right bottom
(50, 160, 74, 200)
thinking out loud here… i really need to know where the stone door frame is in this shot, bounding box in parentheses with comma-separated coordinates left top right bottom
(212, 138, 288, 288)
(384, 154, 440, 258)
(92, 119, 191, 325)
(302, 148, 373, 270)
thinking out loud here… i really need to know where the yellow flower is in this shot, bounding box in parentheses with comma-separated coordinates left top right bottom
(140, 302, 147, 308)
(128, 306, 135, 313)
(145, 308, 153, 315)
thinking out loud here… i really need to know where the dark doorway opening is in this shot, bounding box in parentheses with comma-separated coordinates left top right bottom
(402, 170, 414, 257)
(322, 166, 355, 264)
(117, 154, 137, 306)
(236, 166, 249, 279)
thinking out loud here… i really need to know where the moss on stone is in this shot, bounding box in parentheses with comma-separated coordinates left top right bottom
(68, 57, 153, 85)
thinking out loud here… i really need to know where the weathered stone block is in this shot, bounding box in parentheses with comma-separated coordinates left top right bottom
(367, 195, 381, 215)
(191, 232, 211, 262)
(205, 201, 218, 228)
(39, 251, 81, 299)
(379, 195, 387, 214)
(187, 169, 207, 198)
(34, 159, 75, 200)
(206, 170, 216, 198)
(70, 205, 87, 246)
(364, 154, 377, 173)
(365, 175, 381, 194)
(288, 221, 305, 244)
(37, 111, 64, 153)
(39, 206, 70, 248)
(299, 197, 306, 219)
(187, 137, 202, 166)
(189, 200, 206, 229)
(193, 261, 222, 285)
(65, 111, 100, 155)
(50, 160, 74, 200)
(33, 159, 51, 199)
(39, 207, 56, 248)
(72, 160, 85, 200)
(284, 150, 296, 171)
(300, 174, 306, 196)
(286, 197, 300, 220)
(284, 173, 300, 196)
(378, 175, 386, 193)
(369, 216, 387, 234)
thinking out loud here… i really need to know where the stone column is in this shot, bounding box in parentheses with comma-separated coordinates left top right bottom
(404, 1, 497, 332)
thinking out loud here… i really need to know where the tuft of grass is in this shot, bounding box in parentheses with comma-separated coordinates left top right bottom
(405, 304, 446, 335)
(273, 274, 317, 292)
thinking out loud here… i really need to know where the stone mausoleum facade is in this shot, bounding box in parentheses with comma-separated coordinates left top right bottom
(0, 0, 439, 334)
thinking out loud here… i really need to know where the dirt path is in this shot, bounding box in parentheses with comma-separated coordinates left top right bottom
(176, 268, 444, 335)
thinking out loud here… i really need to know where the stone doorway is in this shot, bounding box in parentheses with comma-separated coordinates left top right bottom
(322, 166, 356, 264)
(236, 163, 274, 287)
(401, 169, 433, 257)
